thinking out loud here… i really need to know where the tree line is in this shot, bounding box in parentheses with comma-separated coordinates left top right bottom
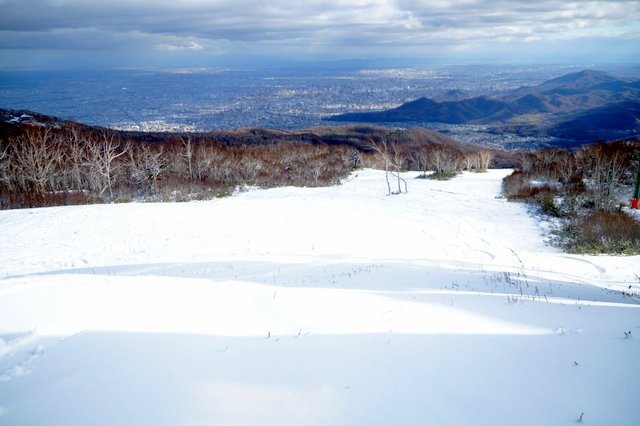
(0, 121, 500, 208)
(502, 141, 640, 254)
(0, 125, 360, 208)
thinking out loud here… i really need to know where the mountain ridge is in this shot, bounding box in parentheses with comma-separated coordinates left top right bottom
(328, 69, 640, 145)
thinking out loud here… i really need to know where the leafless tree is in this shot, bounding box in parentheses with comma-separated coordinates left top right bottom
(0, 144, 11, 190)
(576, 143, 629, 209)
(61, 126, 93, 192)
(390, 142, 408, 194)
(308, 157, 326, 185)
(534, 149, 565, 180)
(238, 155, 263, 182)
(462, 154, 476, 171)
(126, 143, 165, 194)
(429, 144, 460, 177)
(87, 132, 128, 200)
(193, 143, 223, 182)
(367, 136, 407, 194)
(1, 123, 362, 208)
(519, 151, 536, 174)
(12, 127, 63, 195)
(411, 146, 430, 177)
(551, 149, 576, 183)
(181, 136, 194, 180)
(477, 150, 494, 171)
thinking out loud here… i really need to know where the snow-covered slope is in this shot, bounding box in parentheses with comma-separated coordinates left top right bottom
(1, 169, 638, 425)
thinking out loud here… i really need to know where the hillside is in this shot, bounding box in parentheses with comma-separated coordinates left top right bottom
(2, 107, 516, 208)
(518, 69, 637, 94)
(329, 96, 513, 124)
(0, 108, 461, 150)
(549, 100, 640, 142)
(1, 169, 638, 425)
(328, 70, 640, 146)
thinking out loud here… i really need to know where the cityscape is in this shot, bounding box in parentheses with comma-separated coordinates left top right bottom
(0, 64, 619, 149)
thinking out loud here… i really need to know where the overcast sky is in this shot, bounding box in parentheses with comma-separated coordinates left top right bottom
(1, 0, 639, 69)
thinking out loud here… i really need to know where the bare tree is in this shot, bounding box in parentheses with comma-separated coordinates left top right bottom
(126, 143, 165, 194)
(367, 136, 407, 194)
(519, 151, 536, 174)
(62, 125, 93, 192)
(238, 155, 263, 182)
(477, 150, 494, 171)
(577, 143, 629, 209)
(0, 144, 11, 191)
(12, 127, 63, 195)
(429, 144, 460, 178)
(410, 146, 430, 177)
(534, 149, 567, 180)
(551, 149, 576, 183)
(308, 157, 326, 185)
(87, 132, 128, 200)
(462, 154, 476, 171)
(0, 123, 364, 208)
(181, 136, 194, 180)
(390, 141, 408, 194)
(193, 143, 222, 182)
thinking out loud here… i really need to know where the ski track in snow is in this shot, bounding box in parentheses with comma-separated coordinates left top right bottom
(0, 169, 639, 426)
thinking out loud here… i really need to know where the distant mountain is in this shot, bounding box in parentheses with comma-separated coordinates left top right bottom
(550, 100, 640, 142)
(523, 69, 629, 92)
(505, 69, 640, 113)
(332, 96, 514, 124)
(434, 89, 471, 102)
(327, 70, 640, 145)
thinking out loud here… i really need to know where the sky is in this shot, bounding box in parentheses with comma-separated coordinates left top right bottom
(1, 0, 639, 69)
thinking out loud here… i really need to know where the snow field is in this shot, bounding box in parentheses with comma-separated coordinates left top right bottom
(0, 169, 639, 425)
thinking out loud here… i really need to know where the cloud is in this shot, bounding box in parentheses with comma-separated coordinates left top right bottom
(0, 0, 638, 66)
(155, 40, 204, 51)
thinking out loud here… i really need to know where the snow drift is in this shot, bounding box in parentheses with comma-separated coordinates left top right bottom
(1, 169, 638, 425)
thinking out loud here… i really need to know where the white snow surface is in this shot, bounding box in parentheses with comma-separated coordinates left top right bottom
(1, 169, 639, 425)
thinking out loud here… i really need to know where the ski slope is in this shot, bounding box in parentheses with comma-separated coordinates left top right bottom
(1, 169, 639, 425)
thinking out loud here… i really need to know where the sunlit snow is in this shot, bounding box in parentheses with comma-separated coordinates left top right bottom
(1, 169, 638, 425)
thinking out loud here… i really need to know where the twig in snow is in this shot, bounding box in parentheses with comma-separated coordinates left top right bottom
(577, 412, 584, 423)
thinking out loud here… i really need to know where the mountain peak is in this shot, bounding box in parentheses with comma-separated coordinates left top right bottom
(539, 69, 619, 88)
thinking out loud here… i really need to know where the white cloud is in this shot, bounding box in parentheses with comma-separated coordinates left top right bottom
(0, 0, 638, 66)
(155, 40, 204, 51)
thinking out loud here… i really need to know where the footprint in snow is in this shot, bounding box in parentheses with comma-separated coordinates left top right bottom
(0, 345, 45, 382)
(0, 331, 36, 358)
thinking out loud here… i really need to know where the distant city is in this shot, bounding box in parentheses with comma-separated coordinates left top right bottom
(1, 64, 637, 149)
